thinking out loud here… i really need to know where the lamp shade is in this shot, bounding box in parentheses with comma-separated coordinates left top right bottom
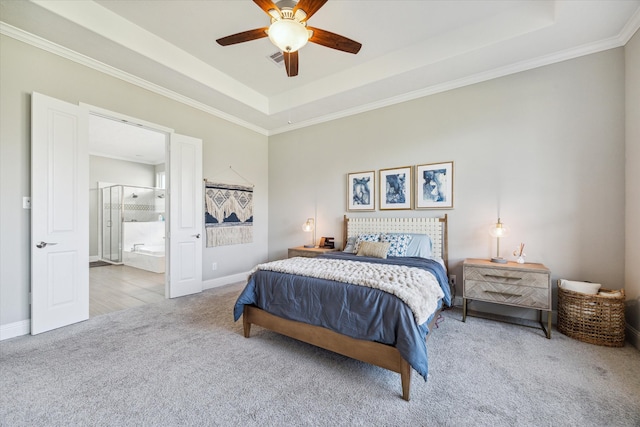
(268, 19, 310, 52)
(302, 218, 314, 232)
(489, 218, 509, 238)
(302, 218, 315, 248)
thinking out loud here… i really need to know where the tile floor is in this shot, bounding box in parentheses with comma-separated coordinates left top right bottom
(89, 264, 165, 317)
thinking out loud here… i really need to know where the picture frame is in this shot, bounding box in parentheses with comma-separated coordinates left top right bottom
(379, 166, 412, 210)
(347, 170, 375, 211)
(415, 161, 454, 209)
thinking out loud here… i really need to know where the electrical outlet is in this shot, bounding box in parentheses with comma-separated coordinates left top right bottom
(449, 275, 456, 286)
(212, 262, 217, 271)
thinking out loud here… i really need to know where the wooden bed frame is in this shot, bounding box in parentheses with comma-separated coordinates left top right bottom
(242, 215, 448, 401)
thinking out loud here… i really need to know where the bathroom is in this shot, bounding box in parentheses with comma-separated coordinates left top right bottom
(101, 184, 166, 273)
(88, 113, 168, 317)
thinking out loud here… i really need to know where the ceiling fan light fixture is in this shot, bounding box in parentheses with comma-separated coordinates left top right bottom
(268, 18, 309, 52)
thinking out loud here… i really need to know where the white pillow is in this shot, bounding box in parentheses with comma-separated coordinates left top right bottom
(559, 280, 601, 295)
(405, 234, 432, 258)
(343, 236, 357, 253)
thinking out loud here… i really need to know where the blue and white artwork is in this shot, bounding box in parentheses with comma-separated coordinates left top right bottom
(416, 162, 454, 209)
(352, 177, 371, 205)
(379, 167, 412, 210)
(347, 171, 375, 211)
(422, 169, 447, 202)
(385, 173, 406, 204)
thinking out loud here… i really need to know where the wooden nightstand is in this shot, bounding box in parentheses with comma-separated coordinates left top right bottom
(288, 246, 340, 258)
(463, 258, 552, 338)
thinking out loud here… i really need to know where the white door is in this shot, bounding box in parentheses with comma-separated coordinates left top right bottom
(31, 92, 89, 334)
(168, 133, 203, 298)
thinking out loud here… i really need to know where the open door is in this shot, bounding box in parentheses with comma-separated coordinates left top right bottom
(168, 133, 203, 298)
(31, 92, 89, 334)
(31, 94, 202, 333)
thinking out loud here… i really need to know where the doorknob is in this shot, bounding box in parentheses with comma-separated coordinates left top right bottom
(192, 234, 201, 239)
(36, 241, 58, 248)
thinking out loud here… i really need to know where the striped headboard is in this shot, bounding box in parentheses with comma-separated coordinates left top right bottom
(343, 215, 448, 270)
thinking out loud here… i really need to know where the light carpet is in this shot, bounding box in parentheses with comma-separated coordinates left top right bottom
(1, 283, 639, 426)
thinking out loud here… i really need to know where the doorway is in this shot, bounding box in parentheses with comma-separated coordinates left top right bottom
(31, 92, 203, 335)
(88, 113, 167, 317)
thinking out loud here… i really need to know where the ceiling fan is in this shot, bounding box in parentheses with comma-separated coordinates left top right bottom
(216, 0, 362, 77)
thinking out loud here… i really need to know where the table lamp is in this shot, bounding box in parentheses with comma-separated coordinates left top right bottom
(302, 218, 315, 248)
(489, 217, 509, 263)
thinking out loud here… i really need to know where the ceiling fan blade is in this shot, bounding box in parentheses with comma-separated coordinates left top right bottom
(253, 0, 281, 17)
(293, 0, 327, 21)
(284, 51, 299, 77)
(216, 28, 269, 46)
(308, 27, 362, 54)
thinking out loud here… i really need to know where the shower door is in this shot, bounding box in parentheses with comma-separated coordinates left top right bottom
(102, 186, 122, 263)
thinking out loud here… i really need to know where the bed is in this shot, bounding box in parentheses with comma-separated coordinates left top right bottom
(233, 215, 450, 400)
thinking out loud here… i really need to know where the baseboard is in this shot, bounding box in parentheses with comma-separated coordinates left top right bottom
(0, 273, 249, 341)
(202, 271, 249, 291)
(89, 255, 100, 262)
(626, 323, 640, 350)
(0, 319, 30, 341)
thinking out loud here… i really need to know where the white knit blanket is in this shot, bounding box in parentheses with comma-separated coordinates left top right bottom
(249, 257, 444, 325)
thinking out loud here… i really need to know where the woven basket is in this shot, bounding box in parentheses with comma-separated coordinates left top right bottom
(557, 280, 625, 347)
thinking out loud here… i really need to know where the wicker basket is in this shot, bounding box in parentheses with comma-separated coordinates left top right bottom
(557, 280, 625, 347)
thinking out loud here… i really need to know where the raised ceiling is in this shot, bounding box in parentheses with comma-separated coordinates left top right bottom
(1, 0, 639, 136)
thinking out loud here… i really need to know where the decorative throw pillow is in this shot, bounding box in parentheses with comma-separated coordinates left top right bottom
(343, 236, 357, 253)
(356, 241, 391, 259)
(405, 234, 432, 258)
(353, 233, 380, 253)
(380, 233, 413, 257)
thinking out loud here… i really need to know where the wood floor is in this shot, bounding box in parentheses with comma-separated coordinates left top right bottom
(90, 264, 165, 317)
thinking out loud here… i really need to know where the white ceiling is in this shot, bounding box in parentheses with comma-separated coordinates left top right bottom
(1, 0, 639, 143)
(88, 114, 166, 165)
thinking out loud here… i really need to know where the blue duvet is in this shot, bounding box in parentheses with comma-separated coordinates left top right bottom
(233, 252, 451, 381)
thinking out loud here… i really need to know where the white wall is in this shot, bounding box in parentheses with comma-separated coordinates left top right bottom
(268, 48, 626, 321)
(0, 34, 269, 329)
(625, 29, 640, 347)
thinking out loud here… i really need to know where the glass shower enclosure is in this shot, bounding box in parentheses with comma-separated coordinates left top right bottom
(101, 185, 165, 264)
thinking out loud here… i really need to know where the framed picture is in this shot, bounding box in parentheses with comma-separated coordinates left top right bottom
(347, 171, 375, 211)
(415, 161, 454, 209)
(379, 166, 412, 210)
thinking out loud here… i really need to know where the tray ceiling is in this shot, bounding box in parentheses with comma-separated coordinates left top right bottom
(1, 0, 639, 136)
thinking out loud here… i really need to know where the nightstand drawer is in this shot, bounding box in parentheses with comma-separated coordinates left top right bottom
(464, 279, 550, 309)
(464, 266, 548, 289)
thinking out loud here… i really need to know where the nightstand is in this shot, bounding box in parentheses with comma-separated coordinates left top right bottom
(463, 258, 552, 338)
(288, 246, 339, 258)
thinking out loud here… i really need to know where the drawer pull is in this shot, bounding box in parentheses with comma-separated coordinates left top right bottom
(484, 290, 522, 298)
(483, 274, 522, 281)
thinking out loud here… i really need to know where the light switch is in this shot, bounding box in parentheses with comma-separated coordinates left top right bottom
(23, 197, 31, 209)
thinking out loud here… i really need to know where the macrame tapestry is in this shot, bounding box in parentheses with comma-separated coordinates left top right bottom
(205, 182, 253, 247)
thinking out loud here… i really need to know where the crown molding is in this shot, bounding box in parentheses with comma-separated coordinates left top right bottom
(619, 6, 640, 44)
(0, 22, 269, 136)
(269, 25, 637, 136)
(3, 11, 638, 138)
